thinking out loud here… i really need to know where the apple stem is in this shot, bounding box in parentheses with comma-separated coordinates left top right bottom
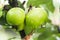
(19, 30, 26, 38)
(22, 1, 26, 5)
(28, 5, 32, 12)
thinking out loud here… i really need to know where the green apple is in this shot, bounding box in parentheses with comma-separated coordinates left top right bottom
(26, 7, 48, 28)
(24, 7, 48, 34)
(6, 7, 25, 25)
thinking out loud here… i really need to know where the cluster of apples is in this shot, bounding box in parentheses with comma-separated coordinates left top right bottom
(6, 7, 48, 33)
(0, 0, 48, 38)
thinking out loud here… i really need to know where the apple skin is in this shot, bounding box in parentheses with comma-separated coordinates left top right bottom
(24, 8, 48, 34)
(17, 23, 25, 31)
(6, 7, 25, 25)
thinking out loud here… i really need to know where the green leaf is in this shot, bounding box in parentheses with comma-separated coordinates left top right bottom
(0, 5, 3, 18)
(38, 30, 52, 40)
(56, 33, 60, 37)
(17, 1, 25, 10)
(0, 27, 21, 40)
(32, 23, 58, 40)
(34, 23, 58, 34)
(34, 27, 46, 33)
(0, 17, 7, 25)
(38, 36, 56, 40)
(37, 31, 57, 40)
(44, 35, 57, 40)
(31, 31, 57, 40)
(27, 0, 55, 12)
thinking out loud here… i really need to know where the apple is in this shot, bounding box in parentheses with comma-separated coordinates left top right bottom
(6, 7, 25, 25)
(26, 7, 48, 28)
(24, 7, 48, 34)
